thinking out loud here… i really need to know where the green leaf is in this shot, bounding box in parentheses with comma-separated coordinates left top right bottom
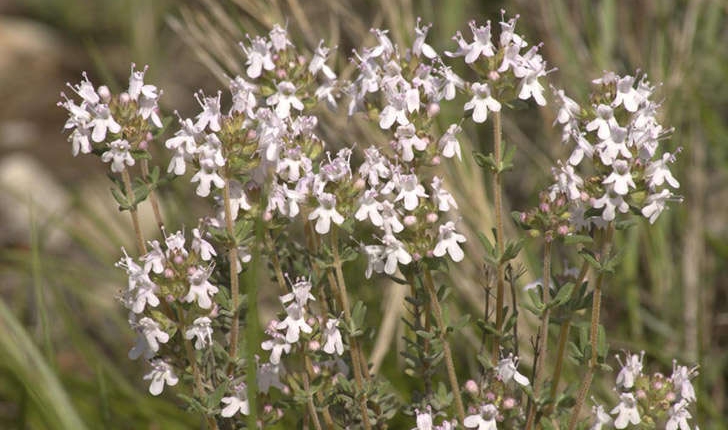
(578, 249, 602, 271)
(551, 282, 575, 308)
(472, 151, 497, 171)
(563, 234, 594, 245)
(500, 239, 523, 263)
(207, 380, 229, 409)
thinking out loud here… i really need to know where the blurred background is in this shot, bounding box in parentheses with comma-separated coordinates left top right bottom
(0, 0, 726, 428)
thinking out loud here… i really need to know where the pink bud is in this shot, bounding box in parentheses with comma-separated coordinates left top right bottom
(557, 225, 569, 236)
(138, 140, 149, 151)
(308, 340, 321, 351)
(97, 85, 111, 102)
(267, 319, 279, 331)
(272, 54, 280, 62)
(276, 69, 287, 79)
(426, 212, 438, 223)
(636, 389, 647, 400)
(119, 92, 130, 105)
(174, 255, 185, 265)
(166, 294, 175, 303)
(164, 268, 175, 278)
(502, 397, 515, 410)
(246, 129, 257, 140)
(263, 404, 273, 414)
(431, 155, 441, 166)
(412, 252, 422, 261)
(485, 391, 496, 401)
(187, 266, 197, 275)
(307, 317, 316, 326)
(488, 70, 501, 81)
(209, 303, 219, 318)
(652, 380, 664, 390)
(581, 191, 590, 202)
(262, 211, 273, 222)
(666, 392, 676, 402)
(277, 407, 285, 417)
(298, 55, 307, 65)
(404, 215, 417, 227)
(539, 202, 550, 213)
(312, 364, 321, 375)
(426, 250, 434, 258)
(354, 178, 366, 190)
(465, 379, 478, 394)
(427, 102, 440, 117)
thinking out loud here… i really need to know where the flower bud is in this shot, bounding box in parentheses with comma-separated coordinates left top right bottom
(666, 392, 676, 402)
(263, 404, 273, 414)
(485, 391, 496, 401)
(246, 129, 258, 140)
(426, 212, 438, 223)
(166, 294, 175, 303)
(298, 55, 307, 66)
(308, 340, 320, 351)
(557, 225, 569, 236)
(412, 252, 422, 261)
(427, 102, 440, 117)
(431, 155, 441, 166)
(174, 255, 185, 265)
(636, 389, 647, 400)
(312, 364, 321, 375)
(98, 85, 111, 102)
(210, 303, 219, 318)
(119, 92, 130, 105)
(354, 178, 366, 190)
(539, 202, 550, 213)
(276, 69, 287, 79)
(138, 140, 149, 151)
(404, 215, 417, 227)
(164, 268, 175, 278)
(464, 379, 478, 394)
(262, 211, 273, 222)
(488, 70, 501, 81)
(502, 397, 516, 410)
(652, 380, 664, 390)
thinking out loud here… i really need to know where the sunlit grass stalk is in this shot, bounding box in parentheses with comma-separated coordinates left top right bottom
(329, 227, 372, 430)
(525, 239, 552, 430)
(491, 110, 506, 359)
(121, 168, 147, 255)
(568, 223, 614, 430)
(422, 268, 465, 423)
(222, 179, 240, 364)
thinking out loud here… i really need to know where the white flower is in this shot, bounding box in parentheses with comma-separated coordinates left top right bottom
(439, 66, 464, 101)
(141, 240, 166, 274)
(613, 75, 643, 113)
(67, 72, 100, 105)
(592, 191, 628, 222)
(165, 117, 201, 175)
(413, 406, 434, 430)
(355, 190, 384, 226)
(277, 302, 313, 343)
(433, 221, 467, 262)
(308, 192, 344, 234)
(362, 244, 386, 279)
(257, 361, 285, 393)
(144, 359, 178, 396)
(518, 67, 547, 106)
(413, 18, 437, 59)
(611, 393, 641, 429)
(359, 147, 392, 186)
(322, 318, 344, 355)
(465, 20, 495, 63)
(269, 24, 292, 52)
(396, 124, 428, 162)
(309, 40, 337, 80)
(431, 177, 458, 212)
(229, 75, 258, 116)
(191, 228, 216, 261)
(395, 174, 428, 211)
(241, 35, 275, 79)
(439, 124, 462, 159)
(463, 404, 498, 430)
(184, 316, 213, 350)
(261, 331, 291, 364)
(464, 83, 501, 123)
(190, 135, 226, 197)
(101, 139, 134, 173)
(267, 81, 304, 119)
(382, 234, 412, 275)
(194, 91, 222, 132)
(550, 162, 584, 201)
(183, 266, 219, 309)
(666, 400, 692, 430)
(116, 249, 160, 314)
(587, 105, 619, 140)
(645, 153, 680, 189)
(603, 160, 636, 196)
(591, 404, 612, 430)
(641, 189, 674, 224)
(380, 90, 412, 129)
(615, 351, 644, 390)
(496, 353, 530, 386)
(280, 277, 316, 308)
(128, 316, 169, 360)
(221, 384, 250, 417)
(671, 362, 698, 403)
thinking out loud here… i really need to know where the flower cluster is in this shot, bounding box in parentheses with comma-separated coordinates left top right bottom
(59, 65, 162, 172)
(116, 227, 218, 395)
(590, 351, 698, 429)
(549, 72, 681, 228)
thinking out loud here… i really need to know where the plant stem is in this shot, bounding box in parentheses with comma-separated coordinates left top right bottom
(422, 268, 466, 423)
(121, 168, 147, 254)
(329, 227, 372, 430)
(222, 180, 241, 364)
(525, 240, 552, 430)
(491, 110, 506, 359)
(303, 372, 323, 430)
(542, 260, 590, 418)
(265, 230, 288, 294)
(568, 224, 614, 430)
(141, 159, 164, 229)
